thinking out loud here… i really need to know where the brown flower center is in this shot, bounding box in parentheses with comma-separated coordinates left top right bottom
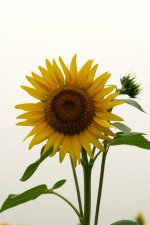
(45, 86, 94, 135)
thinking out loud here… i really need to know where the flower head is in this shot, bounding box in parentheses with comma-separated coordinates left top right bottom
(136, 212, 146, 225)
(16, 55, 124, 164)
(119, 74, 141, 98)
(0, 223, 9, 225)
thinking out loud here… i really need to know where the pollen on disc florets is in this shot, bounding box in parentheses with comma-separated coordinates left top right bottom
(45, 85, 95, 135)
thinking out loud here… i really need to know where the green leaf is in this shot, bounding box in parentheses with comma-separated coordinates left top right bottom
(53, 179, 66, 190)
(0, 184, 50, 213)
(111, 133, 150, 150)
(122, 99, 145, 112)
(0, 178, 66, 213)
(112, 122, 131, 133)
(20, 147, 53, 181)
(111, 220, 138, 225)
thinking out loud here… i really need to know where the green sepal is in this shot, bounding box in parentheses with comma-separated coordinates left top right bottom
(119, 74, 141, 98)
(0, 179, 66, 213)
(41, 99, 48, 102)
(112, 122, 131, 133)
(122, 99, 145, 112)
(111, 220, 138, 225)
(20, 147, 53, 181)
(111, 132, 150, 150)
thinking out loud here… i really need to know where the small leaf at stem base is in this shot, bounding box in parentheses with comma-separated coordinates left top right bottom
(53, 179, 66, 189)
(20, 147, 53, 181)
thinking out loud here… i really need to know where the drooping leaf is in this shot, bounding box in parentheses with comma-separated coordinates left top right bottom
(53, 179, 66, 190)
(0, 178, 66, 213)
(20, 147, 53, 181)
(0, 184, 50, 212)
(122, 99, 145, 112)
(111, 220, 138, 225)
(111, 132, 150, 150)
(112, 122, 131, 133)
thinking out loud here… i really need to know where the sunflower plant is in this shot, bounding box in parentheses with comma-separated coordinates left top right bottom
(0, 55, 150, 225)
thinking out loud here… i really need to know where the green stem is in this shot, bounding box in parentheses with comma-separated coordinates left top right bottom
(51, 191, 81, 222)
(82, 149, 92, 225)
(92, 146, 96, 155)
(89, 146, 96, 166)
(89, 151, 102, 167)
(70, 156, 84, 218)
(94, 150, 107, 225)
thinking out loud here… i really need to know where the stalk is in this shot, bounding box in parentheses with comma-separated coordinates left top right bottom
(94, 149, 107, 225)
(70, 156, 84, 218)
(81, 149, 92, 225)
(51, 191, 81, 222)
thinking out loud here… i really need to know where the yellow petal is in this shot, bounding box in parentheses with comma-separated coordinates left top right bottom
(59, 136, 69, 162)
(50, 133, 64, 157)
(46, 59, 58, 84)
(89, 64, 98, 80)
(96, 112, 123, 121)
(53, 59, 64, 84)
(59, 135, 76, 164)
(24, 122, 48, 140)
(43, 131, 60, 153)
(66, 137, 77, 165)
(93, 121, 115, 136)
(95, 100, 124, 110)
(16, 120, 38, 126)
(84, 130, 105, 152)
(17, 111, 44, 120)
(77, 59, 93, 85)
(38, 66, 56, 88)
(88, 72, 111, 96)
(17, 115, 44, 124)
(21, 86, 47, 101)
(93, 85, 116, 101)
(79, 132, 93, 158)
(59, 56, 71, 83)
(29, 127, 53, 149)
(70, 54, 77, 84)
(88, 125, 112, 141)
(69, 147, 77, 166)
(15, 103, 44, 111)
(84, 64, 98, 87)
(105, 92, 120, 101)
(72, 135, 82, 163)
(93, 116, 112, 127)
(31, 72, 53, 91)
(26, 76, 50, 94)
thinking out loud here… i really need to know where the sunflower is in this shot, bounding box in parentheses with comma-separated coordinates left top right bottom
(15, 55, 124, 164)
(136, 212, 146, 225)
(0, 223, 9, 225)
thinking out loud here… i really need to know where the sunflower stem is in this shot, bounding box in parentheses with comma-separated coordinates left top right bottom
(94, 142, 108, 225)
(89, 146, 96, 165)
(89, 151, 102, 167)
(92, 146, 96, 156)
(69, 156, 84, 219)
(82, 149, 92, 225)
(51, 191, 82, 223)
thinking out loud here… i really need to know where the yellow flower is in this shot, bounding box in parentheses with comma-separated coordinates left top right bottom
(0, 224, 26, 225)
(136, 212, 146, 225)
(0, 223, 9, 225)
(15, 55, 124, 164)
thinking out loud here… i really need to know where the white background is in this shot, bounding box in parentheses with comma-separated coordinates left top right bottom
(0, 0, 150, 225)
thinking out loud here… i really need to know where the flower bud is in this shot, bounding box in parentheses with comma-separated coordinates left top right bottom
(119, 74, 141, 98)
